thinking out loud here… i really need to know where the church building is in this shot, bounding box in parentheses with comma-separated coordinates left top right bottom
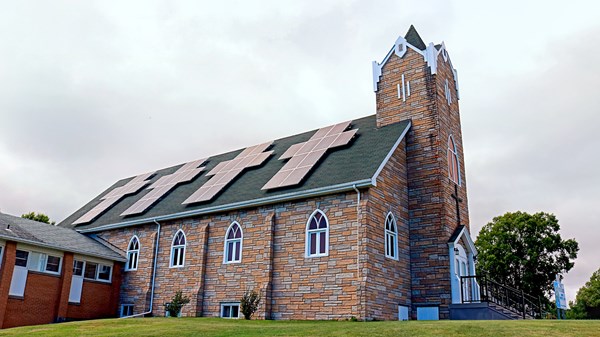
(59, 26, 477, 321)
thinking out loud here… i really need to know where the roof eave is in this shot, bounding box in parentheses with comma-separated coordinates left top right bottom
(77, 178, 375, 233)
(0, 233, 126, 262)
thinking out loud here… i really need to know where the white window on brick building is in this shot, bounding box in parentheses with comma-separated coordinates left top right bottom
(221, 303, 240, 318)
(126, 236, 140, 271)
(306, 209, 329, 257)
(224, 222, 243, 263)
(385, 212, 399, 260)
(170, 229, 186, 268)
(120, 304, 134, 317)
(447, 135, 460, 185)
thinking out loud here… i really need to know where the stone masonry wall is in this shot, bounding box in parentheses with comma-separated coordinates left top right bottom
(375, 47, 469, 319)
(362, 139, 411, 320)
(98, 192, 364, 320)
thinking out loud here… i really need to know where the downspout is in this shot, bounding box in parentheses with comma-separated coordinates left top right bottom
(353, 184, 362, 319)
(353, 185, 361, 279)
(121, 219, 161, 318)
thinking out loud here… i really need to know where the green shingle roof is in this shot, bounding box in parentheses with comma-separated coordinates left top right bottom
(59, 115, 410, 232)
(405, 25, 427, 51)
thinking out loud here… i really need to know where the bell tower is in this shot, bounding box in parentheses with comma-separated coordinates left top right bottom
(373, 26, 471, 319)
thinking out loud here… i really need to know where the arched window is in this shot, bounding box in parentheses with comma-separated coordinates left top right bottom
(384, 213, 398, 260)
(306, 210, 329, 257)
(125, 236, 140, 271)
(224, 222, 243, 263)
(447, 135, 460, 185)
(170, 230, 186, 268)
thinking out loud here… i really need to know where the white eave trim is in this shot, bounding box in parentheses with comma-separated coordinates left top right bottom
(448, 226, 478, 256)
(370, 120, 411, 185)
(0, 233, 127, 262)
(77, 178, 374, 234)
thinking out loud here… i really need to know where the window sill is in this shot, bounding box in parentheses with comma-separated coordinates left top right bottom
(305, 253, 329, 259)
(83, 278, 112, 285)
(29, 270, 61, 278)
(8, 295, 24, 300)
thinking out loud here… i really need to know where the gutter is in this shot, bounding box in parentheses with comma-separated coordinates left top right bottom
(79, 179, 374, 233)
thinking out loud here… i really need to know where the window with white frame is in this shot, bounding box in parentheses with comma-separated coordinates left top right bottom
(0, 245, 4, 267)
(121, 304, 134, 317)
(170, 230, 186, 268)
(306, 210, 329, 257)
(83, 261, 112, 282)
(385, 212, 399, 260)
(221, 303, 240, 318)
(447, 135, 460, 185)
(126, 236, 140, 271)
(73, 260, 84, 276)
(224, 222, 243, 263)
(16, 250, 62, 275)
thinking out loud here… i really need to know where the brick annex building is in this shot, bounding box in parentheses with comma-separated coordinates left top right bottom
(58, 26, 477, 321)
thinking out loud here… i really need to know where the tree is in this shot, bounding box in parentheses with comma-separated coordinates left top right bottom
(568, 268, 600, 319)
(475, 211, 578, 304)
(240, 289, 261, 320)
(21, 212, 55, 225)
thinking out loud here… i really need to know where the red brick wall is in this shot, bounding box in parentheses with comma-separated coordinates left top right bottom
(66, 277, 119, 319)
(3, 272, 62, 328)
(0, 242, 121, 328)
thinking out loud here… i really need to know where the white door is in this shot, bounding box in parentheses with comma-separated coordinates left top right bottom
(455, 244, 470, 302)
(69, 260, 85, 303)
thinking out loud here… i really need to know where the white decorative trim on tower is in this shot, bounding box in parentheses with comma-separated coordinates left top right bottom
(372, 32, 460, 101)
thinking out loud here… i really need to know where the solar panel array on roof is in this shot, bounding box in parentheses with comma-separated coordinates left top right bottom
(120, 158, 208, 216)
(262, 121, 358, 190)
(183, 142, 273, 204)
(73, 172, 155, 224)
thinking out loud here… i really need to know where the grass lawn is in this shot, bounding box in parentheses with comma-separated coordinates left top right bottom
(1, 318, 599, 337)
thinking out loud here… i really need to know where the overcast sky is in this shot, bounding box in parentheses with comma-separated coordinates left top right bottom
(1, 0, 598, 303)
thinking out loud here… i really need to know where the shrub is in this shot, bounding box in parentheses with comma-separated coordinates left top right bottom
(240, 289, 261, 320)
(164, 290, 190, 317)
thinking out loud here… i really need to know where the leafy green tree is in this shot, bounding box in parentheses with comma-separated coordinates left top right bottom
(568, 268, 600, 319)
(21, 212, 55, 225)
(475, 211, 578, 304)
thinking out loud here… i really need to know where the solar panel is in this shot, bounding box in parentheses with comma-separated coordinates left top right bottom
(73, 172, 155, 224)
(183, 142, 274, 204)
(120, 158, 208, 216)
(262, 121, 358, 190)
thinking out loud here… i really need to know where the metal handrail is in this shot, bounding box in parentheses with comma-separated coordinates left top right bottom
(459, 275, 542, 319)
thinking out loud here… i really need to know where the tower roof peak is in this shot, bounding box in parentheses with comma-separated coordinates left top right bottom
(404, 25, 426, 51)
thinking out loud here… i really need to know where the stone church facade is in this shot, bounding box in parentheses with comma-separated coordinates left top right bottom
(60, 26, 476, 321)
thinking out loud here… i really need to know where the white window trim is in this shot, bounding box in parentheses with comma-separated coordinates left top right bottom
(305, 209, 329, 258)
(169, 229, 186, 268)
(220, 302, 240, 319)
(17, 249, 62, 276)
(223, 222, 243, 264)
(384, 212, 399, 261)
(125, 235, 140, 271)
(83, 261, 113, 283)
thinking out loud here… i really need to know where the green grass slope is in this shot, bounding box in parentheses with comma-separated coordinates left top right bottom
(1, 318, 599, 337)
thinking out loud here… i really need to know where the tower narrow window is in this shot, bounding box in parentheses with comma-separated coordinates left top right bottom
(385, 212, 399, 260)
(170, 230, 186, 268)
(126, 236, 140, 271)
(224, 222, 243, 263)
(447, 135, 460, 185)
(306, 210, 329, 257)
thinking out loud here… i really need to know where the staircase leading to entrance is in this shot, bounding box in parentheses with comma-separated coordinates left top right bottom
(450, 275, 542, 320)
